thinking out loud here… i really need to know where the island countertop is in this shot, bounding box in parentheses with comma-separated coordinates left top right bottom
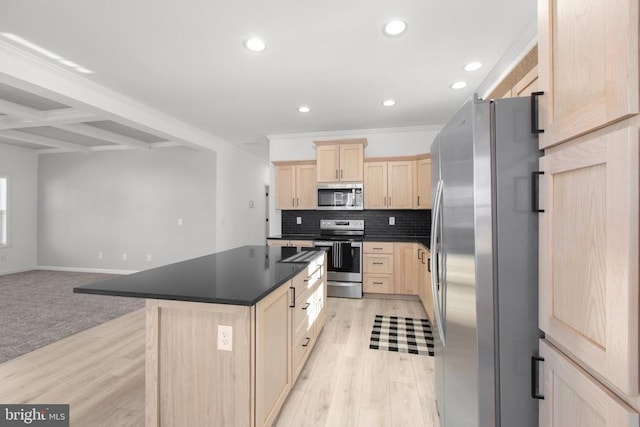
(73, 245, 324, 306)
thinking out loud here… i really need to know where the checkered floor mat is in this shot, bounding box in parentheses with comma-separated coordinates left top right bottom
(369, 315, 434, 356)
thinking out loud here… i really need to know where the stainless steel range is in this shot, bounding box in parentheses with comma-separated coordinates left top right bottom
(313, 219, 364, 299)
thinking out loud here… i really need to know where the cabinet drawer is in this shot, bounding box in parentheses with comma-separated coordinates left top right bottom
(292, 289, 312, 333)
(291, 266, 320, 298)
(292, 321, 313, 375)
(364, 254, 393, 274)
(363, 274, 393, 294)
(363, 241, 394, 254)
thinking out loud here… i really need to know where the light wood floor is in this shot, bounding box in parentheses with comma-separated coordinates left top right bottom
(0, 297, 437, 427)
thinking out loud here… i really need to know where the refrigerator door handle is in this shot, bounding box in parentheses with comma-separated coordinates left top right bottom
(430, 179, 446, 346)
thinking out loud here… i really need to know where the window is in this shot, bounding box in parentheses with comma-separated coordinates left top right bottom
(0, 176, 6, 246)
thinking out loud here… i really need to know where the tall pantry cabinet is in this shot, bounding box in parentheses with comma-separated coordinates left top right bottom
(536, 0, 640, 425)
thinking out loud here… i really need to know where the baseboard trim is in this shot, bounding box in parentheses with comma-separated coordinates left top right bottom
(36, 266, 139, 275)
(0, 267, 37, 276)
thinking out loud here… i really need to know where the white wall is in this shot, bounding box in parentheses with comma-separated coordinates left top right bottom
(267, 125, 441, 236)
(37, 145, 271, 272)
(215, 144, 271, 251)
(38, 147, 218, 272)
(0, 146, 38, 274)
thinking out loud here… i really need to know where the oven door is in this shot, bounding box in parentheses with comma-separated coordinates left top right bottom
(313, 240, 362, 282)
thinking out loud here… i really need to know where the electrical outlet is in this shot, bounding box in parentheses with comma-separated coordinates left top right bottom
(146, 254, 152, 262)
(217, 325, 233, 351)
(389, 216, 395, 225)
(296, 216, 302, 225)
(249, 200, 255, 208)
(122, 253, 127, 261)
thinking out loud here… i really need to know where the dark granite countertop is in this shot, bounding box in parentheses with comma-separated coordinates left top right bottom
(363, 235, 430, 248)
(268, 234, 430, 249)
(74, 245, 324, 306)
(267, 234, 319, 240)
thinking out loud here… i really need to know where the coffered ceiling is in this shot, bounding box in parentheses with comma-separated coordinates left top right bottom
(0, 0, 537, 158)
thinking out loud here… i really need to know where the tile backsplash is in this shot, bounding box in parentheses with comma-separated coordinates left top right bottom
(282, 209, 431, 237)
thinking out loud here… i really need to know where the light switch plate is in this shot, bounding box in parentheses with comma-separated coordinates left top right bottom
(296, 217, 302, 225)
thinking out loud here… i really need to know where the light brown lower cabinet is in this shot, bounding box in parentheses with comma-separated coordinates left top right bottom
(146, 255, 327, 427)
(539, 340, 640, 426)
(417, 246, 433, 323)
(393, 243, 419, 295)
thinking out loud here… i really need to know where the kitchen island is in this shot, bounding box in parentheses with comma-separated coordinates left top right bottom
(74, 245, 327, 427)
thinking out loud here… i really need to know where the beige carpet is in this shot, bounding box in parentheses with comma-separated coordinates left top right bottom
(0, 270, 144, 363)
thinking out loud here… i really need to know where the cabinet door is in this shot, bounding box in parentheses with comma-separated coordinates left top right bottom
(255, 282, 292, 427)
(538, 0, 639, 149)
(364, 162, 388, 209)
(418, 247, 434, 323)
(295, 164, 317, 209)
(275, 165, 296, 210)
(393, 243, 418, 295)
(339, 144, 364, 181)
(513, 65, 538, 98)
(388, 161, 414, 209)
(539, 127, 639, 395)
(539, 340, 640, 427)
(415, 158, 432, 209)
(316, 145, 340, 182)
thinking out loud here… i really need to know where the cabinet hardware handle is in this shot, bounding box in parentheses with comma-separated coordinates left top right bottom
(340, 169, 343, 179)
(417, 196, 420, 206)
(302, 337, 311, 347)
(427, 258, 431, 272)
(302, 302, 311, 310)
(292, 197, 295, 207)
(372, 262, 384, 265)
(289, 287, 296, 308)
(389, 197, 391, 206)
(531, 356, 545, 400)
(421, 252, 426, 264)
(373, 281, 383, 285)
(383, 197, 387, 207)
(531, 91, 545, 134)
(373, 247, 383, 250)
(417, 249, 422, 259)
(531, 171, 545, 213)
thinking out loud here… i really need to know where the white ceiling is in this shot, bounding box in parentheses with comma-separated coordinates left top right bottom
(0, 0, 537, 157)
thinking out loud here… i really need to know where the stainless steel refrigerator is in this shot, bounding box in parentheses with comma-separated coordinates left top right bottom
(430, 96, 540, 427)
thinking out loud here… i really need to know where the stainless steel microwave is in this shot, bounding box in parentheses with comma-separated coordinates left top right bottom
(317, 183, 363, 210)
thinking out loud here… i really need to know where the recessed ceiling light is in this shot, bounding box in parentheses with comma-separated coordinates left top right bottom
(451, 81, 468, 90)
(383, 20, 407, 37)
(382, 99, 396, 107)
(464, 62, 482, 71)
(298, 106, 311, 113)
(244, 38, 266, 53)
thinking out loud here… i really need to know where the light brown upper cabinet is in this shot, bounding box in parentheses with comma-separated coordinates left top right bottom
(513, 65, 538, 98)
(273, 161, 317, 210)
(414, 157, 431, 209)
(538, 127, 639, 396)
(537, 0, 639, 149)
(314, 139, 365, 183)
(364, 160, 413, 209)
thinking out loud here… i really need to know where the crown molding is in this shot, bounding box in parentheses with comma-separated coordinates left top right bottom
(267, 124, 443, 142)
(476, 16, 538, 99)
